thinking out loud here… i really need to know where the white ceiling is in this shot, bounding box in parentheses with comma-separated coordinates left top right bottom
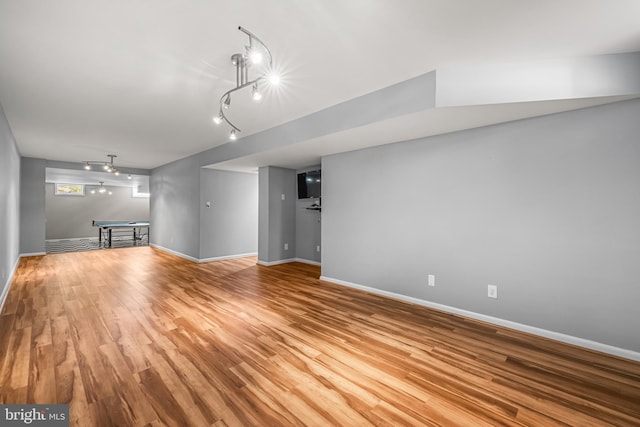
(1, 1, 639, 170)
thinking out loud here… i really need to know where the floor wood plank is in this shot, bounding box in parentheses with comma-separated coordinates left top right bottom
(1, 247, 639, 426)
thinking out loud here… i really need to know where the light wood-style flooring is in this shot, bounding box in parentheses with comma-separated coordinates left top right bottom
(1, 247, 639, 426)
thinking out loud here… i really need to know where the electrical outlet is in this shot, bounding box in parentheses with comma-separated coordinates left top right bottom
(284, 243, 288, 250)
(316, 245, 320, 252)
(488, 284, 498, 299)
(428, 274, 435, 287)
(281, 193, 285, 200)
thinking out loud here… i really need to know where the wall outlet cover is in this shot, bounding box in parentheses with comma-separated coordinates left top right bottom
(488, 284, 498, 299)
(428, 274, 435, 287)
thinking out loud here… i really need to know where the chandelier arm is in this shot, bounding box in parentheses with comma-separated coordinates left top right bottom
(218, 76, 265, 133)
(218, 88, 241, 132)
(238, 26, 273, 68)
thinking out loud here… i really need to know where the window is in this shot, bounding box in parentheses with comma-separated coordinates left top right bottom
(132, 187, 150, 198)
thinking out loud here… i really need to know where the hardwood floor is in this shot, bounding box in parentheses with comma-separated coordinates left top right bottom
(1, 247, 639, 426)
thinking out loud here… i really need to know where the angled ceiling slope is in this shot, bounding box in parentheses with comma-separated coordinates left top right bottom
(204, 52, 640, 172)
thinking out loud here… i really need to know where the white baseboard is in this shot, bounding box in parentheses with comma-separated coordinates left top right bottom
(294, 258, 321, 266)
(257, 258, 297, 266)
(257, 257, 321, 267)
(150, 244, 199, 262)
(151, 244, 257, 264)
(0, 256, 21, 314)
(20, 252, 46, 257)
(199, 252, 257, 263)
(319, 275, 640, 362)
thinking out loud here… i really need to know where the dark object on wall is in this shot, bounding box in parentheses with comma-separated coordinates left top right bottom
(297, 170, 321, 199)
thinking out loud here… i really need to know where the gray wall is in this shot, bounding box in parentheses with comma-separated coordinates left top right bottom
(151, 157, 259, 261)
(150, 156, 201, 259)
(200, 169, 258, 259)
(45, 183, 149, 239)
(322, 98, 640, 353)
(295, 198, 321, 263)
(258, 167, 269, 262)
(258, 165, 321, 264)
(20, 158, 46, 253)
(0, 103, 21, 303)
(258, 166, 296, 263)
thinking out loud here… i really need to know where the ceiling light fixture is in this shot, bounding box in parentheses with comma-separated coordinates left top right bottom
(83, 154, 121, 175)
(213, 26, 279, 141)
(90, 181, 111, 195)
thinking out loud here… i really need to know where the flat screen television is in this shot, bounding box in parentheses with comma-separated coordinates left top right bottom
(297, 170, 321, 199)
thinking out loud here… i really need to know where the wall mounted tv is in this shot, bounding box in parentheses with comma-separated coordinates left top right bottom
(297, 170, 321, 199)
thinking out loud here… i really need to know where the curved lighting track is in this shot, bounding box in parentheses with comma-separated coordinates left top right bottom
(214, 26, 277, 140)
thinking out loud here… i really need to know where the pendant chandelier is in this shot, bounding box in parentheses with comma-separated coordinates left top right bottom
(90, 181, 112, 195)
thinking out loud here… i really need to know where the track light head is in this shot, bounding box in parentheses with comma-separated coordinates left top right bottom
(229, 129, 237, 141)
(213, 113, 223, 125)
(251, 84, 262, 101)
(268, 72, 281, 86)
(249, 50, 263, 65)
(84, 162, 91, 170)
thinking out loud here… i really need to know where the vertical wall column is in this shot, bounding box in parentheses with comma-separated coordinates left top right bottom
(258, 166, 296, 265)
(20, 157, 46, 255)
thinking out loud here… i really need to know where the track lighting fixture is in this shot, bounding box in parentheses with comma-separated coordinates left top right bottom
(213, 26, 280, 140)
(83, 154, 121, 175)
